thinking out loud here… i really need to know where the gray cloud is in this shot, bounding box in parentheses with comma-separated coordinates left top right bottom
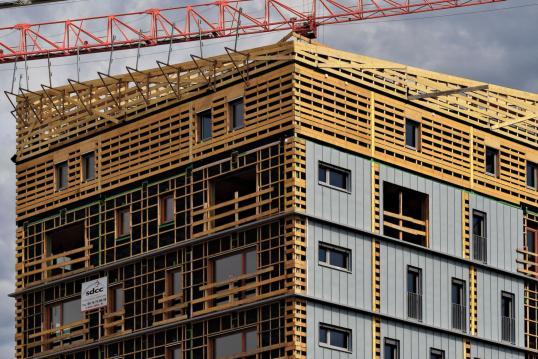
(0, 1, 536, 357)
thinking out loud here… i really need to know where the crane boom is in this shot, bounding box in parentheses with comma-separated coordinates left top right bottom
(0, 0, 503, 63)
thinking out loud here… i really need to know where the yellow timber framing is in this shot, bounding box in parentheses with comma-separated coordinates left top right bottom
(13, 33, 538, 223)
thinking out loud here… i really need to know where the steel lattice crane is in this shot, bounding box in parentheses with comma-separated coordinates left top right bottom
(0, 0, 504, 63)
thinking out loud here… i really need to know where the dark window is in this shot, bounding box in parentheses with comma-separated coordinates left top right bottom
(501, 291, 515, 343)
(319, 324, 351, 351)
(49, 298, 82, 329)
(405, 119, 420, 150)
(113, 287, 124, 312)
(430, 348, 445, 359)
(319, 244, 351, 270)
(451, 279, 466, 331)
(198, 109, 212, 141)
(527, 161, 538, 189)
(472, 210, 487, 263)
(46, 222, 86, 275)
(213, 329, 256, 358)
(209, 167, 257, 229)
(55, 161, 68, 190)
(384, 338, 399, 359)
(214, 249, 256, 282)
(407, 266, 422, 321)
(485, 147, 499, 176)
(526, 226, 538, 273)
(160, 194, 174, 224)
(116, 207, 130, 237)
(319, 163, 350, 191)
(168, 347, 181, 359)
(82, 152, 95, 181)
(383, 182, 429, 246)
(229, 97, 245, 129)
(168, 269, 182, 296)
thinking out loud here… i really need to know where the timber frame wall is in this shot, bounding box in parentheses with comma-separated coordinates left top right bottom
(12, 34, 537, 358)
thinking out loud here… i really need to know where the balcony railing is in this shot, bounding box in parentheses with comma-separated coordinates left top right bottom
(516, 247, 538, 277)
(473, 235, 487, 263)
(192, 266, 286, 316)
(27, 319, 90, 352)
(501, 316, 515, 343)
(383, 210, 428, 246)
(407, 292, 422, 321)
(153, 292, 188, 326)
(103, 309, 130, 337)
(451, 303, 466, 332)
(191, 186, 278, 238)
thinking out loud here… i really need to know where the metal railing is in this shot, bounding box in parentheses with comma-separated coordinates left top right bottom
(451, 303, 466, 332)
(407, 292, 422, 321)
(501, 316, 515, 343)
(473, 235, 487, 263)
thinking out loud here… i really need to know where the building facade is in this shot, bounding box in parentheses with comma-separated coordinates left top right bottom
(11, 35, 538, 358)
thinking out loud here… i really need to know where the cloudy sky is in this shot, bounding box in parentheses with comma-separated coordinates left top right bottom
(0, 0, 536, 356)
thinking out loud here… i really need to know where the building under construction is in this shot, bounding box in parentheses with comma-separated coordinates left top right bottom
(11, 34, 538, 358)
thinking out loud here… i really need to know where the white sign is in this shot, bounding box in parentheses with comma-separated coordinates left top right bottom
(81, 277, 108, 312)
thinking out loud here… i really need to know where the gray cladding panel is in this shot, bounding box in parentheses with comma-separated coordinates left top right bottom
(307, 220, 372, 309)
(471, 341, 524, 359)
(380, 241, 469, 331)
(476, 269, 525, 347)
(379, 164, 463, 258)
(470, 194, 523, 273)
(306, 302, 372, 359)
(305, 140, 372, 231)
(381, 320, 463, 359)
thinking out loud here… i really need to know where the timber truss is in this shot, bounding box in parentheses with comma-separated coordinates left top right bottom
(8, 33, 538, 163)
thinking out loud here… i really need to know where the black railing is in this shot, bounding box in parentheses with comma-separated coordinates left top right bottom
(451, 303, 466, 332)
(473, 235, 487, 263)
(501, 316, 515, 343)
(407, 292, 422, 321)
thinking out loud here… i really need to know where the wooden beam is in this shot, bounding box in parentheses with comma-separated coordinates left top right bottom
(408, 85, 488, 100)
(491, 113, 537, 130)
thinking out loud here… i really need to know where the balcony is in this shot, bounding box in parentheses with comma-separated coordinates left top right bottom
(473, 234, 487, 263)
(192, 185, 278, 238)
(451, 303, 466, 332)
(153, 292, 188, 326)
(27, 319, 90, 353)
(516, 247, 537, 277)
(407, 292, 422, 321)
(192, 266, 283, 316)
(501, 316, 515, 343)
(103, 309, 130, 338)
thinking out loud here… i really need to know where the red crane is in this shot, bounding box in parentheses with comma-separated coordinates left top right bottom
(0, 0, 503, 63)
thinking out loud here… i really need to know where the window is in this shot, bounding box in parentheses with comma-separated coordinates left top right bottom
(472, 210, 487, 263)
(229, 97, 245, 130)
(55, 161, 68, 190)
(209, 167, 257, 228)
(527, 161, 538, 190)
(168, 269, 182, 296)
(451, 279, 466, 331)
(485, 147, 499, 176)
(501, 291, 515, 343)
(319, 244, 351, 271)
(407, 266, 422, 321)
(113, 287, 124, 312)
(197, 109, 212, 141)
(383, 182, 429, 246)
(213, 329, 256, 358)
(46, 222, 86, 275)
(405, 119, 420, 150)
(116, 207, 131, 237)
(160, 194, 174, 224)
(319, 324, 351, 351)
(49, 298, 83, 329)
(318, 163, 350, 192)
(430, 348, 445, 359)
(526, 225, 538, 273)
(167, 346, 181, 359)
(81, 152, 95, 181)
(214, 249, 256, 282)
(384, 338, 399, 359)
